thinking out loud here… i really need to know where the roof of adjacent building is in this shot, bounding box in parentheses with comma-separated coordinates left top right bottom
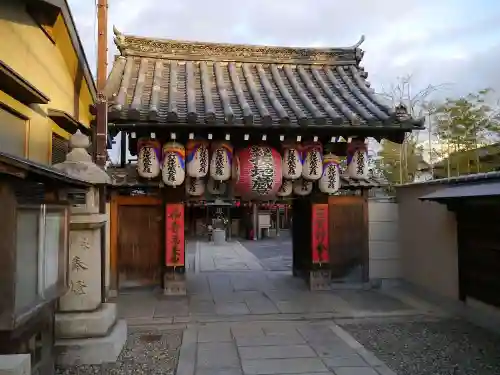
(0, 151, 90, 187)
(105, 28, 424, 130)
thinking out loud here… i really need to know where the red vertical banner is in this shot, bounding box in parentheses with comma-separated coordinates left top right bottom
(311, 203, 329, 264)
(166, 203, 185, 267)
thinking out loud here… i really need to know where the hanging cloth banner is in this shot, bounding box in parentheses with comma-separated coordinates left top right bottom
(311, 203, 329, 264)
(165, 204, 185, 267)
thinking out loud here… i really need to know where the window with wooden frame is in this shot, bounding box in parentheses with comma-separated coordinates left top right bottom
(26, 1, 61, 44)
(51, 133, 69, 165)
(0, 105, 27, 158)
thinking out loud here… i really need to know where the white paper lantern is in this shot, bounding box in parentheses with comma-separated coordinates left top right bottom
(162, 142, 185, 187)
(209, 141, 233, 181)
(282, 143, 302, 180)
(301, 142, 323, 181)
(293, 178, 313, 196)
(276, 179, 293, 197)
(185, 176, 205, 196)
(207, 177, 227, 195)
(319, 153, 341, 194)
(137, 138, 161, 179)
(346, 139, 369, 179)
(186, 139, 209, 178)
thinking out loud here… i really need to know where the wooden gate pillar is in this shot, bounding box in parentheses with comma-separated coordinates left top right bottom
(309, 202, 331, 290)
(292, 198, 331, 290)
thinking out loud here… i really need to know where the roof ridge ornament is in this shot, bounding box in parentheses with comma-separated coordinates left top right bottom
(113, 25, 126, 54)
(110, 30, 361, 65)
(350, 35, 366, 49)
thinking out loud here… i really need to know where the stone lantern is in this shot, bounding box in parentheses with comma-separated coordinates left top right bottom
(52, 130, 127, 365)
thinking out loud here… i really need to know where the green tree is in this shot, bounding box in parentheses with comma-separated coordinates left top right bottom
(433, 88, 500, 176)
(376, 137, 423, 186)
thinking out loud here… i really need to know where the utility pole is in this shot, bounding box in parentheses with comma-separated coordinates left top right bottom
(95, 0, 108, 168)
(96, 0, 108, 303)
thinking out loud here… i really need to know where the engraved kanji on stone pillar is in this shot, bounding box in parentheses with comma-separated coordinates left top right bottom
(54, 131, 110, 312)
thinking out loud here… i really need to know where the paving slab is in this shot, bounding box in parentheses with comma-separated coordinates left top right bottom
(196, 369, 243, 375)
(332, 367, 379, 375)
(242, 358, 330, 374)
(236, 333, 306, 347)
(216, 302, 251, 315)
(198, 325, 233, 342)
(238, 344, 317, 360)
(197, 242, 264, 272)
(197, 342, 240, 369)
(322, 355, 369, 368)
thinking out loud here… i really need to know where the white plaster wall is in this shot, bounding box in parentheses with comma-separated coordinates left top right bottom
(368, 198, 400, 280)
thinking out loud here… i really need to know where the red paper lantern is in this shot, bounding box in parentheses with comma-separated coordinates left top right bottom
(233, 146, 282, 200)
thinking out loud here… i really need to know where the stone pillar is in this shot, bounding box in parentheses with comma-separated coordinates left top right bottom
(52, 131, 127, 366)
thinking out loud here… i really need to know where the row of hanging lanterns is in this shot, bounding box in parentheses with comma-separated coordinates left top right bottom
(184, 201, 291, 208)
(137, 138, 369, 199)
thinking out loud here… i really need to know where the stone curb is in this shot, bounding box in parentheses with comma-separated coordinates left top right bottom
(329, 323, 398, 375)
(176, 328, 197, 375)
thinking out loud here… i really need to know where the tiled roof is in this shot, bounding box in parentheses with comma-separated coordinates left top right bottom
(105, 28, 423, 129)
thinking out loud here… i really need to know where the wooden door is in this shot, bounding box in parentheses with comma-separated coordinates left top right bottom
(328, 195, 368, 281)
(457, 203, 500, 307)
(118, 205, 163, 288)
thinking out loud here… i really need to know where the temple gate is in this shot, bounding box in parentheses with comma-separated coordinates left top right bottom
(105, 28, 422, 293)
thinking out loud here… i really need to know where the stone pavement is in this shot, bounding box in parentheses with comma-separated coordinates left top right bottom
(240, 238, 293, 271)
(195, 241, 264, 272)
(177, 320, 396, 375)
(113, 240, 448, 375)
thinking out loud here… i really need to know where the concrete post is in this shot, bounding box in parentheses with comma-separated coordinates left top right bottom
(52, 131, 127, 365)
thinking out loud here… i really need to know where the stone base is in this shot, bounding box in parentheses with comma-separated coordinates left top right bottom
(309, 270, 331, 291)
(55, 319, 127, 366)
(0, 354, 30, 375)
(164, 272, 187, 296)
(55, 303, 117, 339)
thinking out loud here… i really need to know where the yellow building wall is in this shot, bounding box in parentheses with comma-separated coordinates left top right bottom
(0, 0, 95, 164)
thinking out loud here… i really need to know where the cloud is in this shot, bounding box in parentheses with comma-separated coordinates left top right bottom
(68, 0, 500, 98)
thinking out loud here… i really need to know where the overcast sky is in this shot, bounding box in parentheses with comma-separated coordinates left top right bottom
(70, 0, 500, 98)
(69, 0, 500, 161)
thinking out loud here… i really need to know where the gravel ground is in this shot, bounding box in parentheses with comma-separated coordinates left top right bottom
(56, 329, 183, 375)
(340, 317, 500, 375)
